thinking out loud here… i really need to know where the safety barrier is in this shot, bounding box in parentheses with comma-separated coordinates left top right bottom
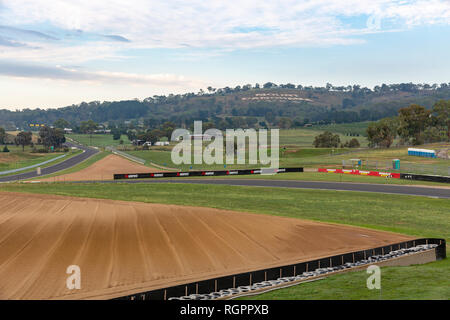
(400, 173, 450, 184)
(106, 147, 146, 165)
(318, 168, 450, 184)
(114, 238, 445, 300)
(114, 167, 304, 180)
(318, 168, 400, 178)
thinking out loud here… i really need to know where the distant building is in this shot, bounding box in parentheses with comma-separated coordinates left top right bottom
(64, 128, 73, 134)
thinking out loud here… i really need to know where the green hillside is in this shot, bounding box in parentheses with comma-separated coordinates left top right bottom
(2, 83, 450, 130)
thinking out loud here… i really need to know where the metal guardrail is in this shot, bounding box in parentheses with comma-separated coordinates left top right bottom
(106, 147, 146, 165)
(0, 154, 67, 176)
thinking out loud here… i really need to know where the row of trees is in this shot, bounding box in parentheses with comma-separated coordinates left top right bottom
(130, 121, 176, 144)
(366, 100, 450, 148)
(0, 126, 66, 151)
(198, 82, 450, 97)
(312, 131, 360, 148)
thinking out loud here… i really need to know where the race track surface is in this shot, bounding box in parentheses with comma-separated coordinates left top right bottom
(0, 142, 98, 183)
(95, 178, 450, 199)
(0, 192, 412, 300)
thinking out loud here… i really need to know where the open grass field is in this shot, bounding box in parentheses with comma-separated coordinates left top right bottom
(24, 146, 448, 187)
(0, 146, 62, 170)
(304, 122, 370, 137)
(123, 147, 342, 171)
(69, 127, 368, 150)
(0, 182, 448, 299)
(278, 128, 369, 147)
(69, 134, 131, 148)
(66, 128, 448, 176)
(122, 143, 449, 176)
(122, 146, 350, 171)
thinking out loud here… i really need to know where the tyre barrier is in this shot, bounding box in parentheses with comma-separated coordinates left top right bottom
(114, 167, 303, 180)
(114, 238, 445, 300)
(169, 244, 439, 300)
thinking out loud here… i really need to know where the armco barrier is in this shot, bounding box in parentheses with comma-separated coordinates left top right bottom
(400, 173, 450, 184)
(114, 238, 445, 300)
(114, 167, 303, 180)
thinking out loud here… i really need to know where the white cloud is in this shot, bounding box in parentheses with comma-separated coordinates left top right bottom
(0, 0, 449, 90)
(0, 60, 205, 88)
(0, 0, 449, 56)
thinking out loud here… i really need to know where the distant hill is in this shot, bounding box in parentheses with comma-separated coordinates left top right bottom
(1, 82, 450, 130)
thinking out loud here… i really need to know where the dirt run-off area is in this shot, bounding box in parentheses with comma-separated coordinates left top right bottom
(37, 154, 161, 182)
(0, 192, 412, 300)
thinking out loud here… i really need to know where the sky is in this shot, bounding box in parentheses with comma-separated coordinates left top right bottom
(0, 0, 450, 110)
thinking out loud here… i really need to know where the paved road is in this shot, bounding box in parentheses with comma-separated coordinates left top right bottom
(88, 178, 450, 199)
(0, 142, 99, 183)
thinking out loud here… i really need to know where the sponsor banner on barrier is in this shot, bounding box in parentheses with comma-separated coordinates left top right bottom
(400, 173, 450, 184)
(114, 167, 303, 180)
(318, 168, 400, 179)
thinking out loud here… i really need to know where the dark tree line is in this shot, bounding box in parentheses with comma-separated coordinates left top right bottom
(2, 82, 450, 131)
(366, 100, 450, 148)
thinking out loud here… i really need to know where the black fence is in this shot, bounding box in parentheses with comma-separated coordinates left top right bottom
(114, 167, 303, 180)
(114, 238, 446, 300)
(400, 173, 450, 184)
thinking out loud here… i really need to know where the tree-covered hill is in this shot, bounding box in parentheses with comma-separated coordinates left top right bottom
(2, 82, 450, 130)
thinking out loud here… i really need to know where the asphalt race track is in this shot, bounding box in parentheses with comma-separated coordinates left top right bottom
(1, 145, 449, 199)
(96, 178, 450, 199)
(0, 142, 98, 183)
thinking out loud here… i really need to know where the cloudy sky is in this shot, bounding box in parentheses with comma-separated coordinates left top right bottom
(1, 0, 450, 110)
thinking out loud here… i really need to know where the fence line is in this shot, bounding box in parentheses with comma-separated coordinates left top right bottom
(341, 159, 450, 177)
(106, 147, 146, 165)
